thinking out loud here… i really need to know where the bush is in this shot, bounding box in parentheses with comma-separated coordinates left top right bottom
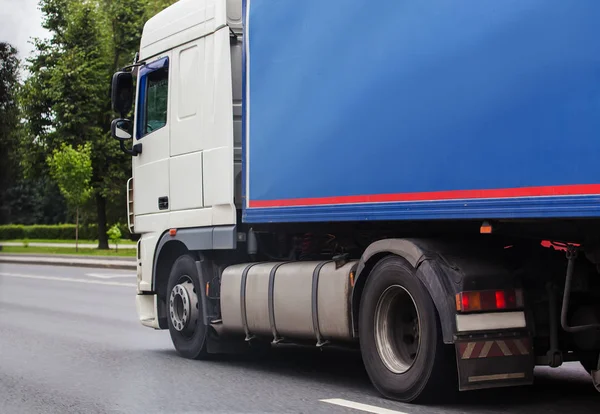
(0, 224, 25, 239)
(0, 223, 133, 240)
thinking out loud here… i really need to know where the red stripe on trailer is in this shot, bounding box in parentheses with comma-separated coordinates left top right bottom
(248, 184, 600, 208)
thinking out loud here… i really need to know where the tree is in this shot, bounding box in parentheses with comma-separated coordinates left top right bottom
(107, 223, 122, 251)
(21, 0, 179, 246)
(0, 42, 22, 223)
(47, 143, 93, 251)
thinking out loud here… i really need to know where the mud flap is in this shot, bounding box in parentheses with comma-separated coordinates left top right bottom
(455, 335, 534, 391)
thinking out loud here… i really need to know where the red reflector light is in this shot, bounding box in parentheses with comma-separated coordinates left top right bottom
(495, 290, 506, 309)
(462, 294, 470, 310)
(456, 289, 523, 313)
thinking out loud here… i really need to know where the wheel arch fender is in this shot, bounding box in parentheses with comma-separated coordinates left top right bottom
(352, 239, 461, 344)
(151, 226, 237, 328)
(152, 236, 190, 329)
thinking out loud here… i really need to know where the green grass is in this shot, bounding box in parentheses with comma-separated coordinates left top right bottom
(0, 245, 136, 257)
(3, 238, 136, 245)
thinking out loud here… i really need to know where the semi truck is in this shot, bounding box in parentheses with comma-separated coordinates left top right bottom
(110, 0, 600, 403)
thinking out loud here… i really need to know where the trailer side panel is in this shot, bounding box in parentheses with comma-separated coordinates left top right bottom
(243, 0, 600, 223)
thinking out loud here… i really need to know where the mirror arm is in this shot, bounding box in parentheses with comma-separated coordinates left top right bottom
(120, 140, 142, 157)
(120, 61, 146, 72)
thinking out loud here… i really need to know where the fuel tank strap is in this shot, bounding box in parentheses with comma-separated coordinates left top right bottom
(240, 263, 261, 341)
(312, 261, 333, 347)
(268, 262, 289, 343)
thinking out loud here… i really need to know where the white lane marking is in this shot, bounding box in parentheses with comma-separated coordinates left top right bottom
(0, 272, 136, 287)
(86, 273, 135, 279)
(320, 399, 409, 414)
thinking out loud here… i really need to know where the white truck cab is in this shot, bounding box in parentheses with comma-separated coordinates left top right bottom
(111, 0, 243, 325)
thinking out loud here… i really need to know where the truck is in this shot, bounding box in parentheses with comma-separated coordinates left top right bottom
(109, 0, 600, 403)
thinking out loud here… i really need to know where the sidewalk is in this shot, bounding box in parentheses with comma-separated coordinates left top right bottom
(0, 253, 136, 270)
(0, 242, 136, 249)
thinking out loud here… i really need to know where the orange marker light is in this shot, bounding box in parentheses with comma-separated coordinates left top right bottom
(470, 292, 482, 311)
(206, 282, 210, 297)
(480, 221, 493, 234)
(169, 228, 177, 237)
(349, 271, 355, 287)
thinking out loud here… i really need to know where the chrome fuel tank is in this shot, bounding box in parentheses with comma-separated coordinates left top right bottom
(220, 261, 357, 344)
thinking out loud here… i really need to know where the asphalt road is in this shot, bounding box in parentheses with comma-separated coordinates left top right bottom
(0, 263, 598, 414)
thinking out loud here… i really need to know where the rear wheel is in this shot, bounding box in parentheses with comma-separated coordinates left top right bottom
(166, 254, 209, 359)
(580, 353, 599, 373)
(359, 256, 455, 402)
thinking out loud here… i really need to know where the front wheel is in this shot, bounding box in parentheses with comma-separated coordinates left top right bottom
(166, 254, 209, 359)
(359, 256, 455, 403)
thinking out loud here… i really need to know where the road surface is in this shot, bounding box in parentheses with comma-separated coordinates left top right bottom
(0, 262, 598, 414)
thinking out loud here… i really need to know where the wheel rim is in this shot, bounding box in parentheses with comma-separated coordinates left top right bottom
(374, 284, 421, 374)
(169, 277, 199, 336)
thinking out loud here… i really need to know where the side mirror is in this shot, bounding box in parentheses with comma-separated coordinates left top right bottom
(111, 118, 132, 141)
(111, 118, 141, 156)
(111, 71, 133, 116)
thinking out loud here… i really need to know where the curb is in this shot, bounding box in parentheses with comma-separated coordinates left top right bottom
(0, 255, 137, 271)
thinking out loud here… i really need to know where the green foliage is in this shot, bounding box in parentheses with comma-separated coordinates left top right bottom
(2, 177, 68, 225)
(107, 223, 122, 250)
(0, 42, 23, 224)
(0, 225, 26, 239)
(0, 224, 131, 240)
(18, 0, 177, 244)
(1, 245, 136, 257)
(107, 223, 122, 242)
(47, 143, 94, 208)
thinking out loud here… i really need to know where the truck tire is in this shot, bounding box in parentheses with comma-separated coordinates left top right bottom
(359, 256, 455, 403)
(166, 254, 209, 359)
(581, 354, 599, 373)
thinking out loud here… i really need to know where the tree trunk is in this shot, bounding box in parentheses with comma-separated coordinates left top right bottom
(96, 194, 109, 249)
(75, 207, 79, 253)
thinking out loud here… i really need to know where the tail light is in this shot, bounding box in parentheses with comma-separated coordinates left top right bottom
(456, 289, 524, 313)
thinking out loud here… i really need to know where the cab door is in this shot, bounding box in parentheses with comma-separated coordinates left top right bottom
(132, 53, 172, 217)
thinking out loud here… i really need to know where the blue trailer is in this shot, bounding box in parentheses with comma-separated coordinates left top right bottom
(244, 0, 600, 224)
(111, 0, 600, 403)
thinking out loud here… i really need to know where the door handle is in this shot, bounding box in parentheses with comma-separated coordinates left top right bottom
(158, 196, 169, 210)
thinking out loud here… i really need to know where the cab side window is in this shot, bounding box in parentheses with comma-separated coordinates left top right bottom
(137, 58, 169, 139)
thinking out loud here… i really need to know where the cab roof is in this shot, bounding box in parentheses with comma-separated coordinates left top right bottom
(140, 0, 242, 60)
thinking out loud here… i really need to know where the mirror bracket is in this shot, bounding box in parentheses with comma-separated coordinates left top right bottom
(120, 140, 142, 157)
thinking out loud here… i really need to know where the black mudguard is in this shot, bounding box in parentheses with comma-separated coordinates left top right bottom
(352, 238, 517, 344)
